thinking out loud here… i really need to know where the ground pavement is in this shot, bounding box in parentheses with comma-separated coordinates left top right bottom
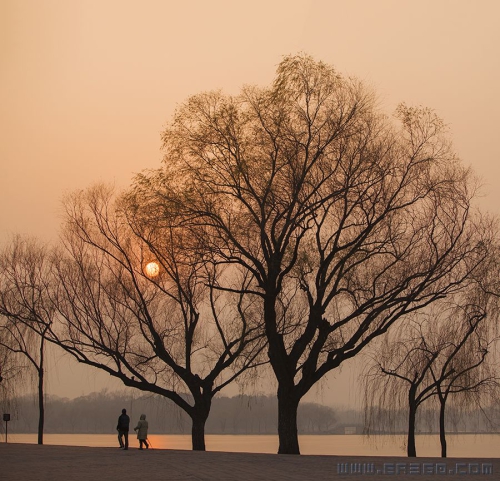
(0, 443, 498, 480)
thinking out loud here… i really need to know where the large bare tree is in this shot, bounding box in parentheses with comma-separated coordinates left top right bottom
(48, 184, 266, 450)
(132, 54, 490, 453)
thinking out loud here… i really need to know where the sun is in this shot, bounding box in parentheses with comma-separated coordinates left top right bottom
(145, 261, 160, 277)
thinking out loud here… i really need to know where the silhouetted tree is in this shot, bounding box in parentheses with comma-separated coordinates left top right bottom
(47, 184, 266, 450)
(364, 299, 498, 457)
(0, 235, 55, 445)
(431, 269, 500, 457)
(132, 54, 489, 453)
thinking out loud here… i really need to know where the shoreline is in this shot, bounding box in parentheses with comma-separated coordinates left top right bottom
(4, 432, 500, 458)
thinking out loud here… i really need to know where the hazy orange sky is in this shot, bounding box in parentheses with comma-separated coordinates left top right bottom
(1, 0, 499, 404)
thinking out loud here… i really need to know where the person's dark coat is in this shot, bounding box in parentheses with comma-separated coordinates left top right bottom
(117, 412, 130, 432)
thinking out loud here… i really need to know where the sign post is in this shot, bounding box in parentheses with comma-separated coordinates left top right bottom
(3, 413, 10, 443)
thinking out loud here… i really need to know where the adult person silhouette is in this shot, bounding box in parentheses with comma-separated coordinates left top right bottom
(134, 414, 149, 450)
(117, 408, 130, 450)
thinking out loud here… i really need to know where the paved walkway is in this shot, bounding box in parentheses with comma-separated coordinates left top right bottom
(0, 443, 498, 480)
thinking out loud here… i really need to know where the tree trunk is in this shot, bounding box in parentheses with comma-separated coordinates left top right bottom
(191, 413, 207, 451)
(190, 395, 211, 451)
(277, 386, 300, 454)
(263, 292, 301, 454)
(37, 337, 45, 445)
(439, 397, 447, 458)
(407, 389, 417, 457)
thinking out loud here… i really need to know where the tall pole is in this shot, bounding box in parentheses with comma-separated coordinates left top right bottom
(3, 414, 10, 443)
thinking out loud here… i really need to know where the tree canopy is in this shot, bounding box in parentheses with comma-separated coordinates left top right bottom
(131, 54, 492, 453)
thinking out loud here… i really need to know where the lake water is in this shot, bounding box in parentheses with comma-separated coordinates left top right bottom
(5, 433, 500, 458)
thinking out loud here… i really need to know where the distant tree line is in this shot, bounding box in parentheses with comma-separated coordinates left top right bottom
(3, 389, 498, 438)
(3, 391, 343, 435)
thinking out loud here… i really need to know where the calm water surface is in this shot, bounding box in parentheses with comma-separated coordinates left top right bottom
(7, 433, 500, 458)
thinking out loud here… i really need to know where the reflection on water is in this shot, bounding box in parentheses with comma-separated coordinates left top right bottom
(6, 433, 500, 458)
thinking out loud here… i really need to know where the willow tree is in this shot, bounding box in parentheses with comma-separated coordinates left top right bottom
(0, 236, 54, 445)
(430, 261, 500, 458)
(131, 54, 488, 454)
(431, 314, 499, 458)
(49, 184, 265, 450)
(364, 298, 498, 458)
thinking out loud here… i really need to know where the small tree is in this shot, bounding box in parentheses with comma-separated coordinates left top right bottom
(0, 236, 54, 445)
(430, 274, 500, 457)
(364, 299, 498, 457)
